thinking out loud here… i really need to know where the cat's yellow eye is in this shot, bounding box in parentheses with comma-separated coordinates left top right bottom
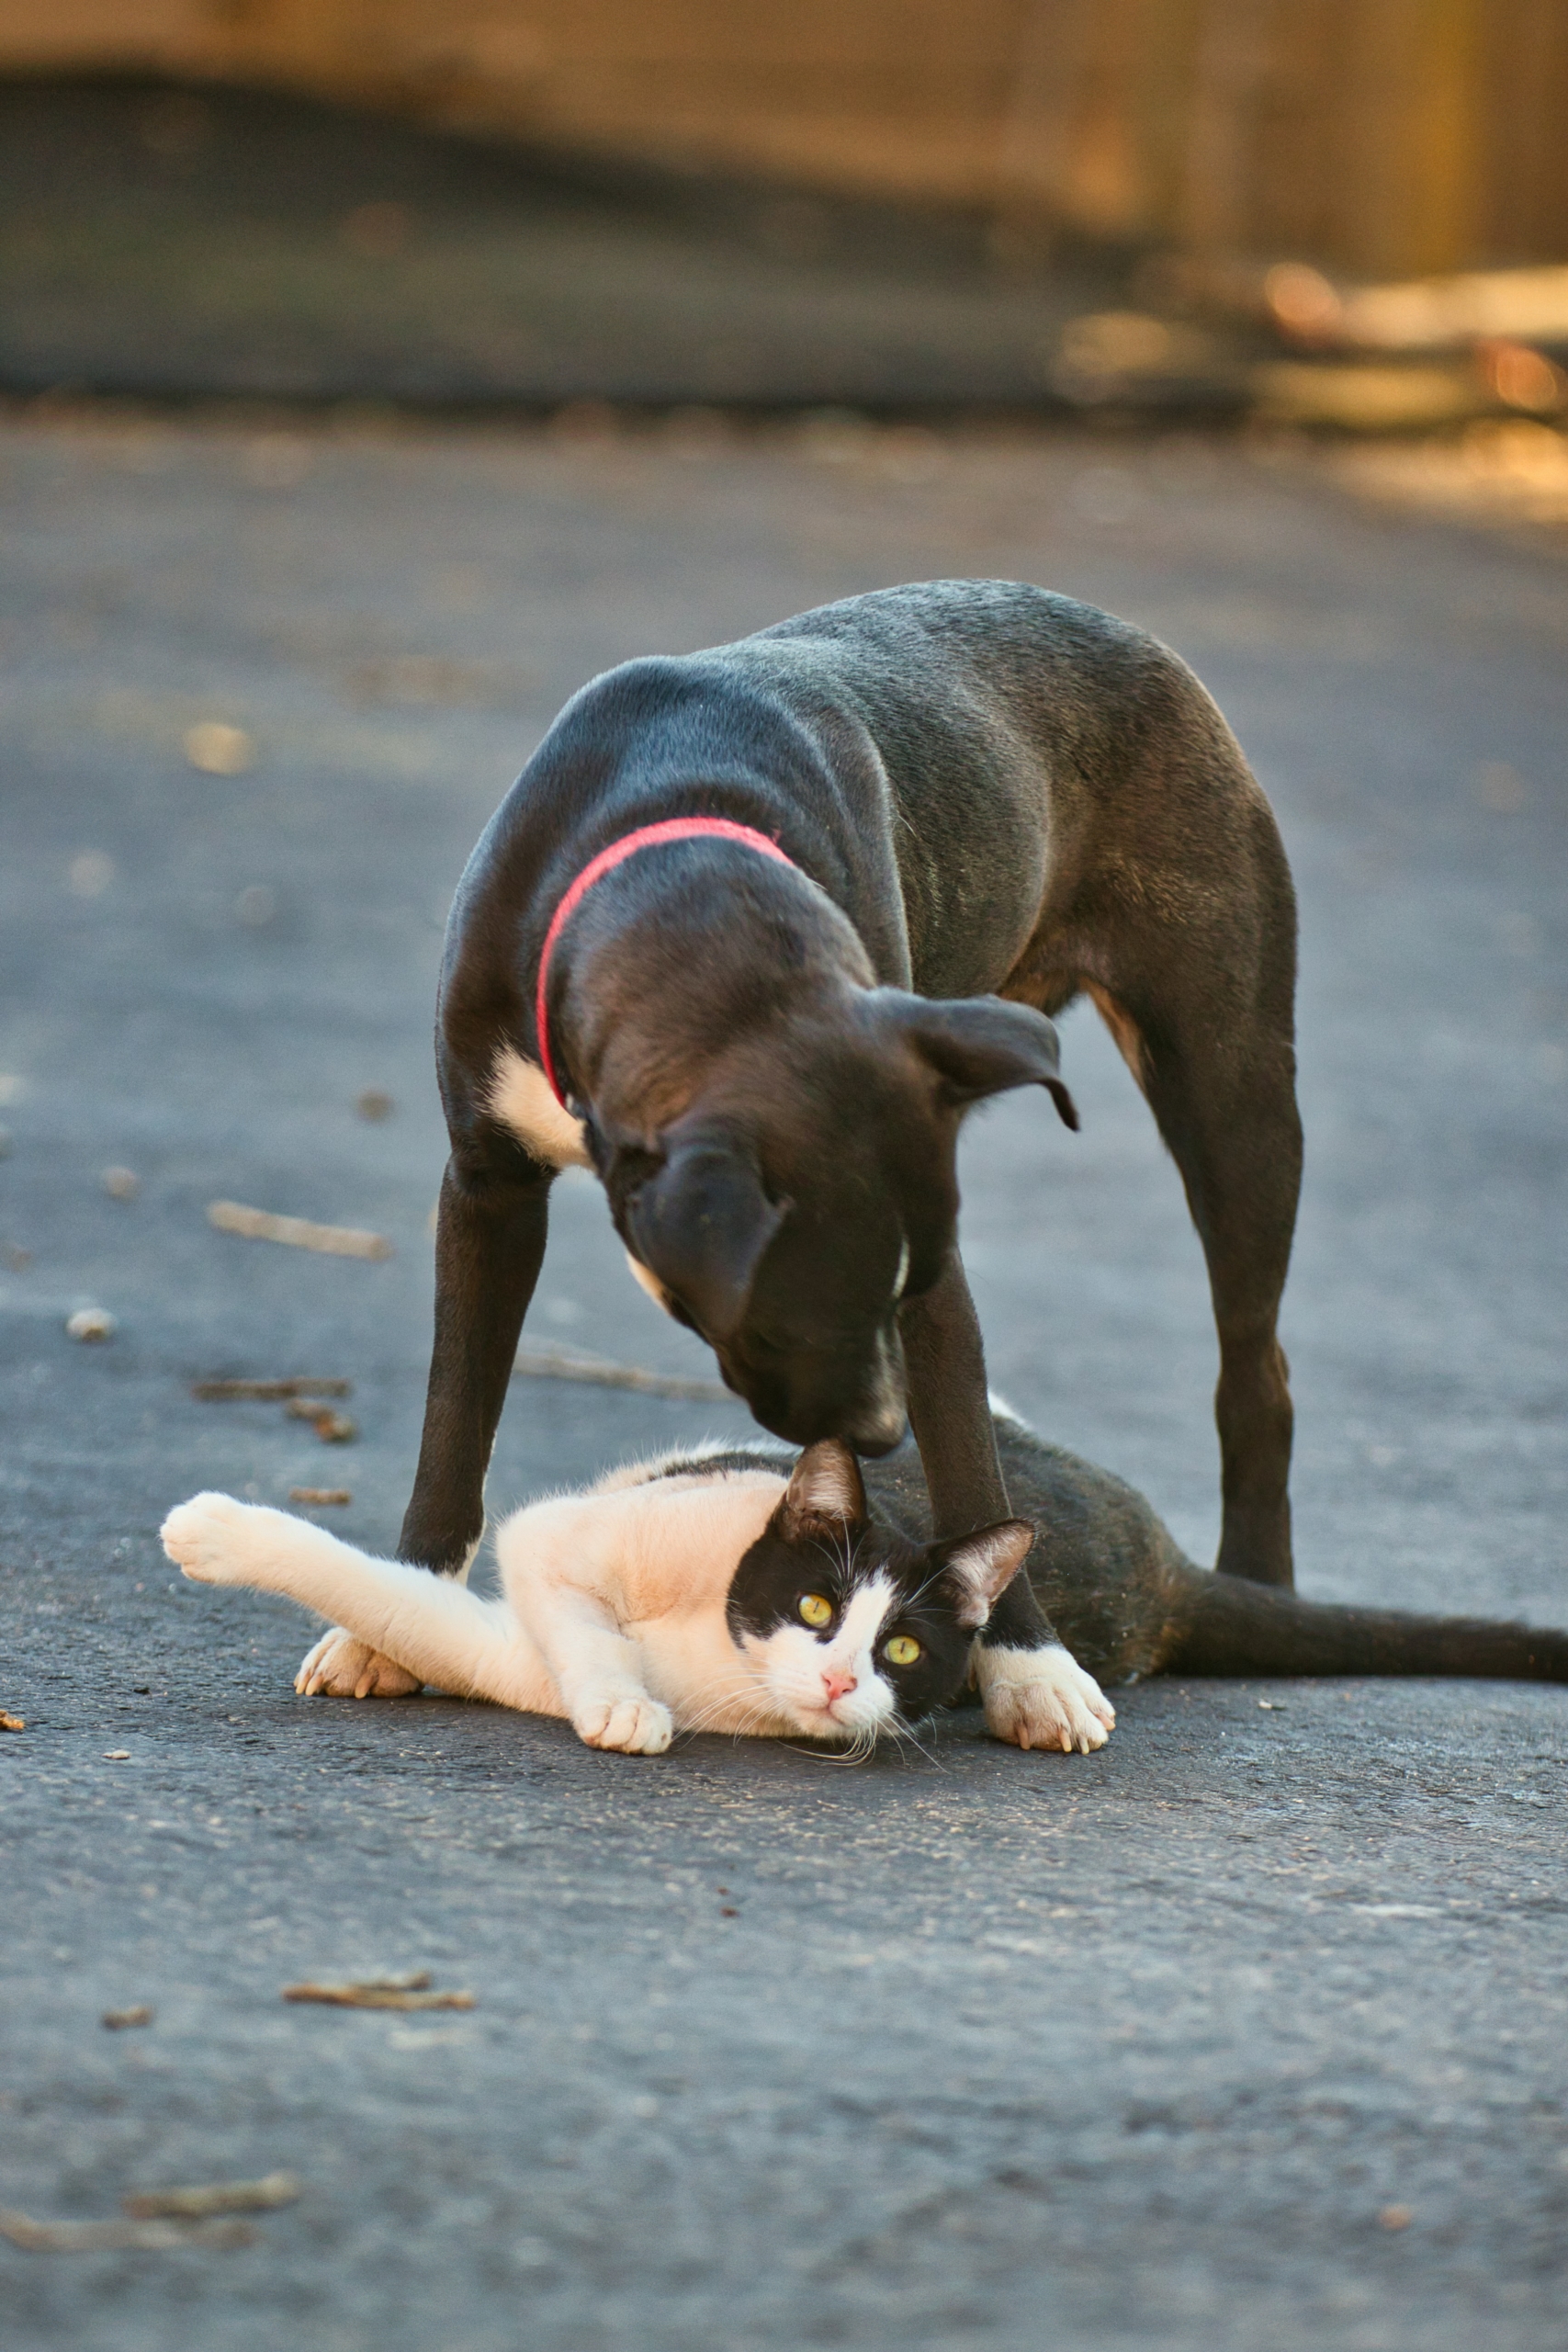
(798, 1593, 833, 1629)
(885, 1634, 922, 1667)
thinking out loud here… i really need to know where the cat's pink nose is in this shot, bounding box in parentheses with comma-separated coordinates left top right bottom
(822, 1667, 857, 1704)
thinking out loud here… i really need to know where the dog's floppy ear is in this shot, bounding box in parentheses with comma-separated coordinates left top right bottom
(777, 1439, 868, 1539)
(621, 1127, 785, 1344)
(929, 1520, 1035, 1629)
(874, 991, 1078, 1129)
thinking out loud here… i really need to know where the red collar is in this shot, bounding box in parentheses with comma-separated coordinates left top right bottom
(534, 816, 797, 1106)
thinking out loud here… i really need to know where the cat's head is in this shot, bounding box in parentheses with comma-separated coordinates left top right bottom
(726, 1440, 1032, 1744)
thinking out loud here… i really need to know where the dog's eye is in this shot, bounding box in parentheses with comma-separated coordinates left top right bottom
(798, 1593, 832, 1629)
(884, 1634, 921, 1667)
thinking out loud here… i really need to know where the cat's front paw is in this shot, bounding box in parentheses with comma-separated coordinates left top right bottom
(571, 1691, 673, 1755)
(977, 1643, 1115, 1754)
(295, 1629, 422, 1700)
(161, 1491, 266, 1585)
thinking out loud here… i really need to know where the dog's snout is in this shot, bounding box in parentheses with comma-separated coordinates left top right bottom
(720, 1319, 907, 1453)
(843, 1385, 908, 1455)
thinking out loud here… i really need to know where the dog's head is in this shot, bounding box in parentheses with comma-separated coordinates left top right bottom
(592, 989, 1076, 1453)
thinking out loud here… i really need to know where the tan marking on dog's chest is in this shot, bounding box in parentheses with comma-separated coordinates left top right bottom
(487, 1045, 592, 1169)
(624, 1249, 675, 1315)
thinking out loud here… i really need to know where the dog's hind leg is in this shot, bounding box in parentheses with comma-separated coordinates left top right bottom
(1149, 1023, 1301, 1589)
(1081, 826, 1302, 1589)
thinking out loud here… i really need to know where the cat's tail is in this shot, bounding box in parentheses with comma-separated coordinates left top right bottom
(1162, 1567, 1568, 1683)
(161, 1492, 558, 1712)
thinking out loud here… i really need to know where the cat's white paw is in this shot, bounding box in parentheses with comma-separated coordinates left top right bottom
(977, 1643, 1116, 1754)
(161, 1491, 266, 1585)
(571, 1691, 673, 1755)
(295, 1629, 423, 1700)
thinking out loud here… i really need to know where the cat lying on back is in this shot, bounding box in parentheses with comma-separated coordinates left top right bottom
(163, 1406, 1568, 1756)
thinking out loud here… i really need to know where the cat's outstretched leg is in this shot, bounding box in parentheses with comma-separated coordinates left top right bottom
(161, 1492, 557, 1713)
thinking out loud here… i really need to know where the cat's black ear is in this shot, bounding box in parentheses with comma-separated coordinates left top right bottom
(931, 1520, 1035, 1628)
(621, 1125, 786, 1344)
(871, 989, 1078, 1130)
(778, 1440, 868, 1538)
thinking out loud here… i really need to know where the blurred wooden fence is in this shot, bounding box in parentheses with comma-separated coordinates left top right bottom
(3, 0, 1565, 276)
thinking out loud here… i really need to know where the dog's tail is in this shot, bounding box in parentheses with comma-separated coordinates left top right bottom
(1163, 1571, 1568, 1684)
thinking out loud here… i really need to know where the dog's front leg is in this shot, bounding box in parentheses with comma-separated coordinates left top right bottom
(400, 1153, 551, 1574)
(902, 1251, 1114, 1754)
(295, 1150, 549, 1701)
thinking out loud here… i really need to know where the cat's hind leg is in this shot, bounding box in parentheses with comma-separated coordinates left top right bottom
(294, 1629, 420, 1701)
(161, 1493, 556, 1713)
(167, 1495, 415, 1694)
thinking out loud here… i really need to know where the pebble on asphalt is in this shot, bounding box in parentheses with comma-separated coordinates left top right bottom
(102, 2005, 155, 2030)
(66, 1306, 117, 1341)
(101, 1165, 140, 1199)
(184, 720, 255, 775)
(355, 1088, 395, 1121)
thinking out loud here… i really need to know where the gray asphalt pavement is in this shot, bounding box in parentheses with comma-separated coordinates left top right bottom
(2, 409, 1565, 2350)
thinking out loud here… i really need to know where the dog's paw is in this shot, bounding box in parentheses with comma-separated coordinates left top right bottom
(295, 1629, 422, 1700)
(570, 1691, 673, 1755)
(976, 1643, 1116, 1754)
(161, 1492, 267, 1585)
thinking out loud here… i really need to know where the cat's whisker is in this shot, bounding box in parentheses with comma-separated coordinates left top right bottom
(676, 1673, 784, 1740)
(886, 1716, 942, 1770)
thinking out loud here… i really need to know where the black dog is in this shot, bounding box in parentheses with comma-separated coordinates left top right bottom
(380, 581, 1300, 1751)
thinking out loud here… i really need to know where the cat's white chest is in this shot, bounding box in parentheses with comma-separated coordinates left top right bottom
(630, 1606, 781, 1736)
(495, 1469, 792, 1739)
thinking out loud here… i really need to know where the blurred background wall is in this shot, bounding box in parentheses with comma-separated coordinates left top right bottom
(1, 0, 1564, 279)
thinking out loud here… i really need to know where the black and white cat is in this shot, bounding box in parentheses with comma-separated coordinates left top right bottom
(163, 1408, 1568, 1755)
(163, 1438, 1111, 1754)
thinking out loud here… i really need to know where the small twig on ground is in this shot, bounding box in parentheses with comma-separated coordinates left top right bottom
(122, 2172, 301, 2220)
(192, 1376, 353, 1401)
(282, 1972, 474, 2010)
(285, 1400, 357, 1442)
(101, 2005, 154, 2030)
(0, 2208, 256, 2252)
(208, 1201, 392, 1260)
(289, 1487, 352, 1506)
(513, 1343, 730, 1403)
